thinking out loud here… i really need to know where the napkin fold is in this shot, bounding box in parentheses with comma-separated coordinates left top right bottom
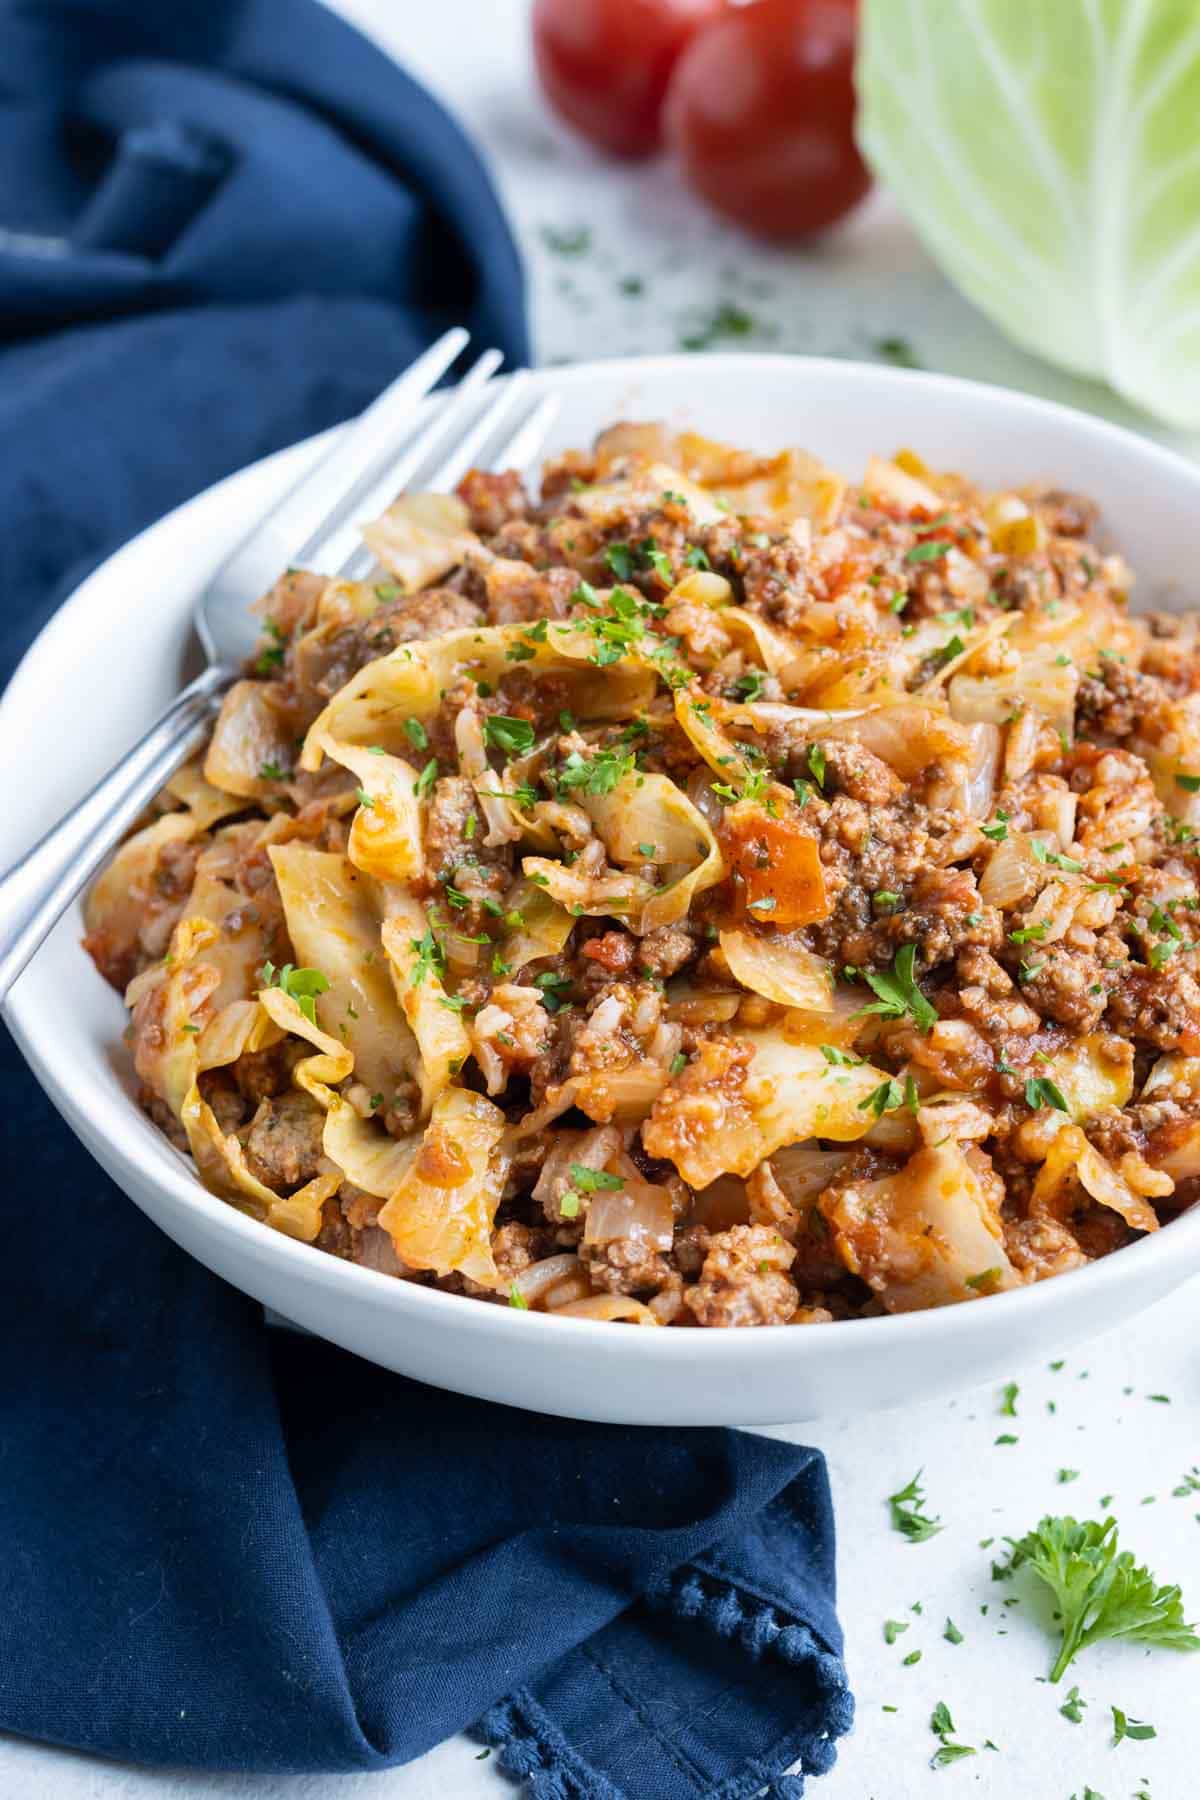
(0, 1, 854, 1793)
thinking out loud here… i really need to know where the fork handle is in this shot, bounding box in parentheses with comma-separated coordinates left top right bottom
(0, 663, 232, 1007)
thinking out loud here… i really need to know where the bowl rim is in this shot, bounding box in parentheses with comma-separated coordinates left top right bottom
(6, 348, 1200, 1360)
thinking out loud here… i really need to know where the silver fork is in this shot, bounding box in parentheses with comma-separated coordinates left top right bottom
(0, 329, 558, 1004)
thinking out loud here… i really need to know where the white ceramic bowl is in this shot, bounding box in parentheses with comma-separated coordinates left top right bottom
(5, 354, 1200, 1426)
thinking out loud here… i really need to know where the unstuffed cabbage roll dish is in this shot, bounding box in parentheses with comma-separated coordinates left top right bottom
(84, 422, 1200, 1326)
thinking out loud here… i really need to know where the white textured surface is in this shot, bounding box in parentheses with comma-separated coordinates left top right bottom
(9, 3, 1198, 1796)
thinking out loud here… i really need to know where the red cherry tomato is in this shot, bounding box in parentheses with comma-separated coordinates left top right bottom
(532, 0, 727, 160)
(664, 0, 871, 240)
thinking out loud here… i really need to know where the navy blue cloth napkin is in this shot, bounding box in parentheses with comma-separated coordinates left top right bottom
(0, 2, 854, 1793)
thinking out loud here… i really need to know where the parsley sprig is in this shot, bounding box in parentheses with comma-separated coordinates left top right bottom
(1002, 1514, 1200, 1682)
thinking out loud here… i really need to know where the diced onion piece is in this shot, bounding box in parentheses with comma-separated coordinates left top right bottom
(1042, 1033, 1133, 1123)
(664, 569, 733, 610)
(165, 760, 246, 829)
(1147, 1116, 1200, 1181)
(583, 1164, 674, 1250)
(927, 721, 1000, 819)
(978, 832, 1042, 910)
(511, 1254, 586, 1305)
(204, 679, 295, 799)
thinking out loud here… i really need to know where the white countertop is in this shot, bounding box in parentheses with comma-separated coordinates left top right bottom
(9, 4, 1198, 1796)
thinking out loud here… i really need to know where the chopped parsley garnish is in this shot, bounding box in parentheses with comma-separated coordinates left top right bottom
(259, 760, 289, 781)
(533, 969, 573, 1012)
(559, 1191, 581, 1219)
(856, 944, 937, 1032)
(254, 618, 287, 674)
(669, 1052, 688, 1076)
(888, 1470, 943, 1543)
(258, 962, 329, 1025)
(569, 1164, 624, 1193)
(540, 223, 590, 256)
(1176, 773, 1200, 792)
(807, 743, 827, 789)
(904, 539, 952, 564)
(1030, 839, 1084, 873)
(484, 715, 535, 756)
(415, 758, 438, 800)
(508, 1283, 529, 1310)
(929, 1702, 975, 1769)
(556, 746, 635, 798)
(354, 787, 375, 810)
(731, 668, 767, 701)
(999, 1381, 1019, 1417)
(874, 335, 921, 368)
(684, 544, 710, 570)
(981, 809, 1010, 842)
(943, 1617, 964, 1645)
(409, 927, 446, 988)
(404, 718, 429, 750)
(639, 539, 673, 582)
(1111, 1705, 1156, 1744)
(1025, 1075, 1069, 1113)
(883, 1618, 909, 1644)
(965, 1267, 1002, 1291)
(603, 542, 635, 582)
(1058, 1685, 1086, 1724)
(1001, 1513, 1200, 1681)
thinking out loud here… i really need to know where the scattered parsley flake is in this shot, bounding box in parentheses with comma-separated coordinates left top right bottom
(258, 962, 329, 1025)
(888, 1470, 943, 1543)
(856, 944, 937, 1032)
(1059, 1685, 1086, 1723)
(484, 715, 535, 756)
(404, 718, 429, 750)
(569, 1164, 624, 1193)
(1111, 1704, 1156, 1744)
(1025, 1075, 1069, 1113)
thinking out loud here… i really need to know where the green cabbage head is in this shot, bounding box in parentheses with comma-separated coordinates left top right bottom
(857, 0, 1200, 427)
